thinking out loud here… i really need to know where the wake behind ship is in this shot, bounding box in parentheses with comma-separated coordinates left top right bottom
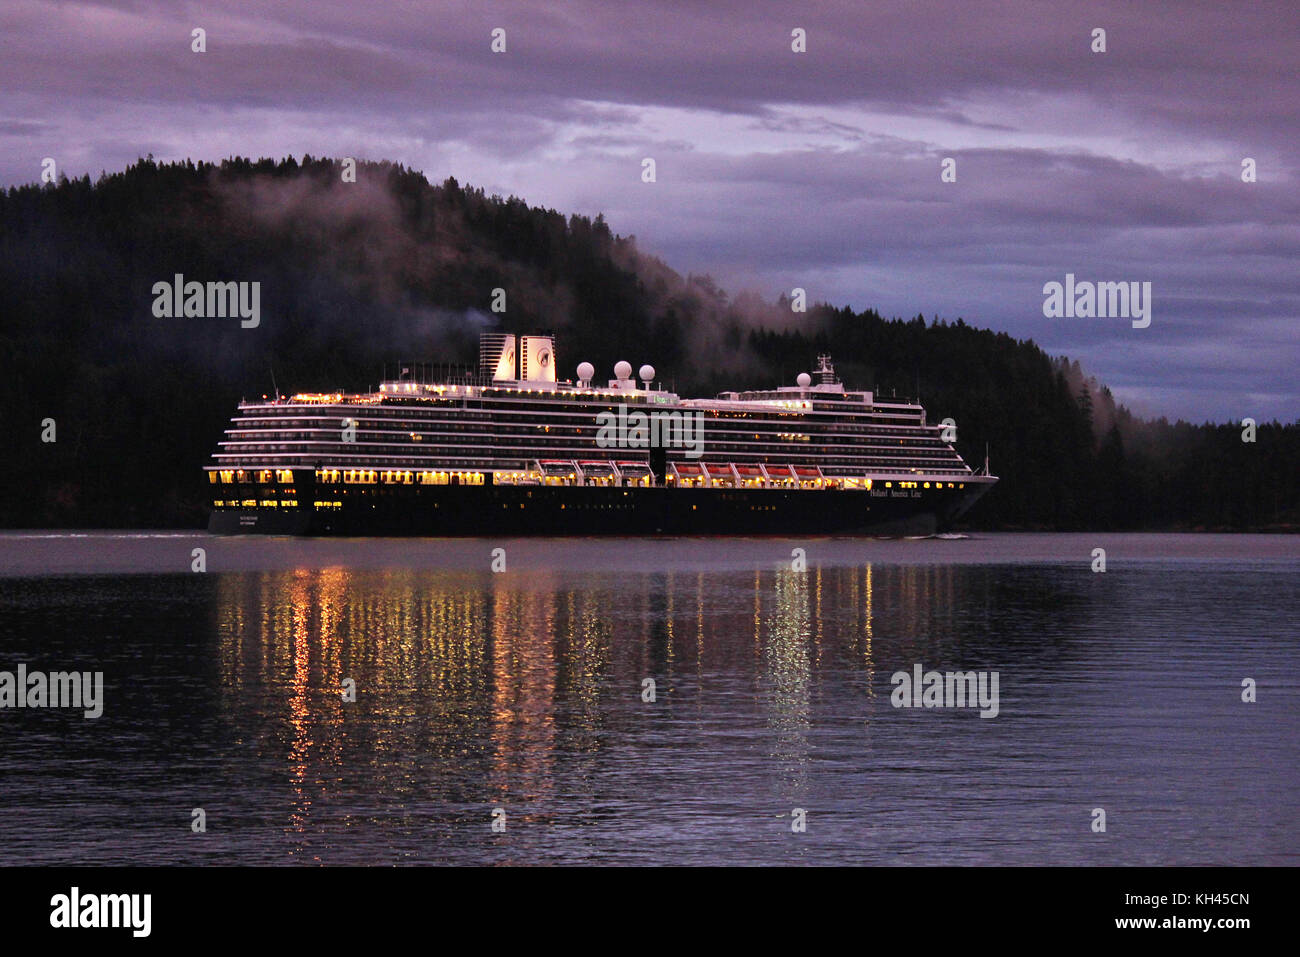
(205, 334, 996, 535)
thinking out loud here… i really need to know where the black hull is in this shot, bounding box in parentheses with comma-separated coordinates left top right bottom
(207, 482, 991, 536)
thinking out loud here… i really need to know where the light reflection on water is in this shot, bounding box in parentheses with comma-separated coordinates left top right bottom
(0, 548, 1297, 865)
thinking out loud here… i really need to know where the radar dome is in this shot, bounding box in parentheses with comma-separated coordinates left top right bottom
(639, 364, 656, 383)
(576, 361, 595, 382)
(797, 372, 812, 387)
(614, 360, 633, 380)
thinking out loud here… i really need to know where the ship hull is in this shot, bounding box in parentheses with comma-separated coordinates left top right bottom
(207, 481, 992, 537)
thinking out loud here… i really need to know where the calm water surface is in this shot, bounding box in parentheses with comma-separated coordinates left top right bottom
(0, 533, 1296, 865)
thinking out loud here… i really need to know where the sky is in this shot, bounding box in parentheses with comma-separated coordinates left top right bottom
(2, 0, 1296, 423)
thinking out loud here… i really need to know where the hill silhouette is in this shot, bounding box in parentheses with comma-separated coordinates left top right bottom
(3, 156, 1295, 530)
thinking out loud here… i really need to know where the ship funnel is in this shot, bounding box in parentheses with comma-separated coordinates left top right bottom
(479, 333, 518, 381)
(481, 333, 557, 383)
(520, 335, 555, 383)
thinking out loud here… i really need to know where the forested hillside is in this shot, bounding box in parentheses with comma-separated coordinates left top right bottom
(2, 157, 1295, 529)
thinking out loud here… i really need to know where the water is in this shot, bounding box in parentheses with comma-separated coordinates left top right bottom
(0, 533, 1296, 865)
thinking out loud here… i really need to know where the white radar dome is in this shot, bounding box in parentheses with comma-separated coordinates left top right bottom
(639, 364, 656, 383)
(614, 360, 633, 380)
(576, 361, 595, 381)
(797, 372, 812, 387)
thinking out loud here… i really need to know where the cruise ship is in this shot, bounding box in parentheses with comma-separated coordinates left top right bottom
(205, 333, 996, 535)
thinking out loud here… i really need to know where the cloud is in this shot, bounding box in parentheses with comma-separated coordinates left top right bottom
(0, 0, 1295, 422)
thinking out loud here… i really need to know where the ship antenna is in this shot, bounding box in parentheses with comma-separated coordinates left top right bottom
(270, 360, 280, 401)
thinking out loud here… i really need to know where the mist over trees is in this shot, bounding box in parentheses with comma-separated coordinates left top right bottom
(3, 156, 1296, 530)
